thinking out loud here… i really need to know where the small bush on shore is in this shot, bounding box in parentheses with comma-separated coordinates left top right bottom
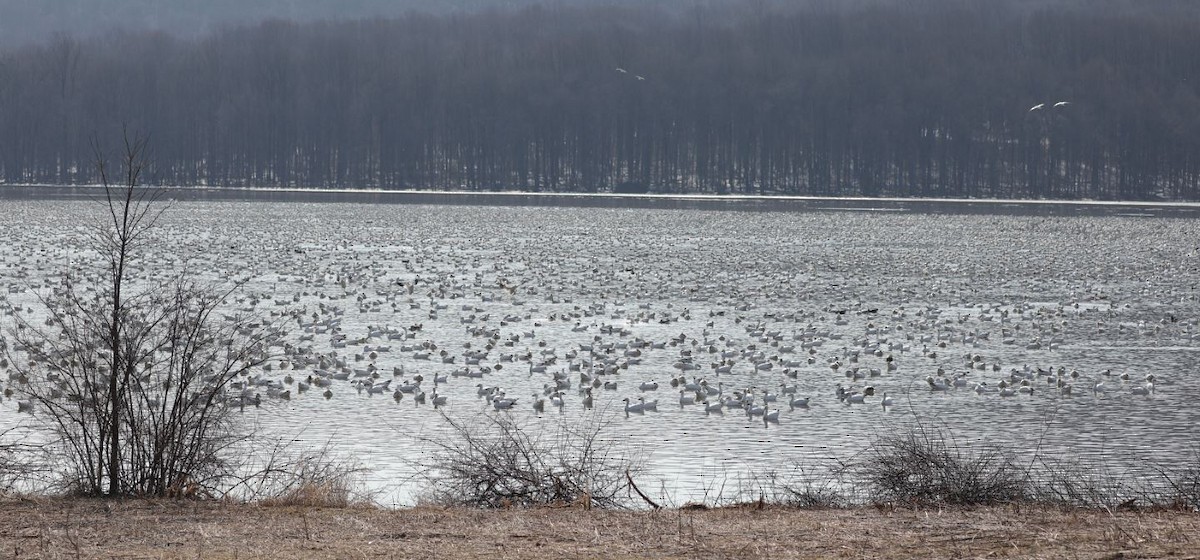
(227, 441, 370, 508)
(1158, 448, 1200, 511)
(1024, 455, 1148, 509)
(855, 426, 1028, 506)
(720, 464, 850, 509)
(776, 468, 851, 509)
(256, 459, 362, 508)
(419, 411, 642, 509)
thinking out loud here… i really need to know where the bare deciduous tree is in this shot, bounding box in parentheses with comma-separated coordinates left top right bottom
(6, 132, 281, 496)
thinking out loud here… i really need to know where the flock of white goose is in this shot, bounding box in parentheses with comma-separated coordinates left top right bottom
(0, 200, 1196, 465)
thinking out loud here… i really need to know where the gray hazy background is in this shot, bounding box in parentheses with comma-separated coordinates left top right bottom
(3, 0, 1199, 199)
(0, 0, 704, 47)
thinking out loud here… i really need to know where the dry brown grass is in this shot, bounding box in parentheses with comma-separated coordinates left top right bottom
(257, 480, 356, 509)
(0, 497, 1196, 559)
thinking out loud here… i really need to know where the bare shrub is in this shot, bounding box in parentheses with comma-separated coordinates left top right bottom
(5, 132, 280, 497)
(1156, 448, 1200, 511)
(418, 411, 642, 509)
(770, 463, 851, 509)
(856, 426, 1028, 506)
(1025, 455, 1152, 509)
(708, 463, 850, 509)
(225, 439, 371, 508)
(0, 429, 51, 494)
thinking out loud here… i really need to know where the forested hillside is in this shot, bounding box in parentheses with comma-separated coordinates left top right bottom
(1, 0, 1198, 199)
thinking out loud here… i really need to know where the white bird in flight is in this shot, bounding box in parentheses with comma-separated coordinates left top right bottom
(1030, 101, 1070, 112)
(615, 67, 628, 74)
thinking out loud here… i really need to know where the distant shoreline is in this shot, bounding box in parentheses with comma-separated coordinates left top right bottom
(4, 184, 1200, 217)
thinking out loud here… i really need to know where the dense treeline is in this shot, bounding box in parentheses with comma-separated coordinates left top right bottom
(1, 1, 1199, 199)
(0, 0, 701, 48)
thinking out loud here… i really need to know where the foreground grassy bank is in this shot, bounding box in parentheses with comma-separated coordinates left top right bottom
(0, 499, 1195, 559)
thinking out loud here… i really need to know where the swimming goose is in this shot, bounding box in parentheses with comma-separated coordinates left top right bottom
(788, 396, 810, 410)
(623, 397, 645, 414)
(926, 376, 950, 391)
(492, 396, 517, 409)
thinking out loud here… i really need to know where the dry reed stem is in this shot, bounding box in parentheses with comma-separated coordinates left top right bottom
(0, 498, 1195, 559)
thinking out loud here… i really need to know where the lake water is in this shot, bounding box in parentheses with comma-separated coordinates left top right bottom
(2, 188, 1199, 505)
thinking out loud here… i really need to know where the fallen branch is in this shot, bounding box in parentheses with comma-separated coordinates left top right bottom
(626, 469, 659, 510)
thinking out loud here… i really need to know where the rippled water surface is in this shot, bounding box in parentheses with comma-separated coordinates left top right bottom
(3, 193, 1200, 505)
